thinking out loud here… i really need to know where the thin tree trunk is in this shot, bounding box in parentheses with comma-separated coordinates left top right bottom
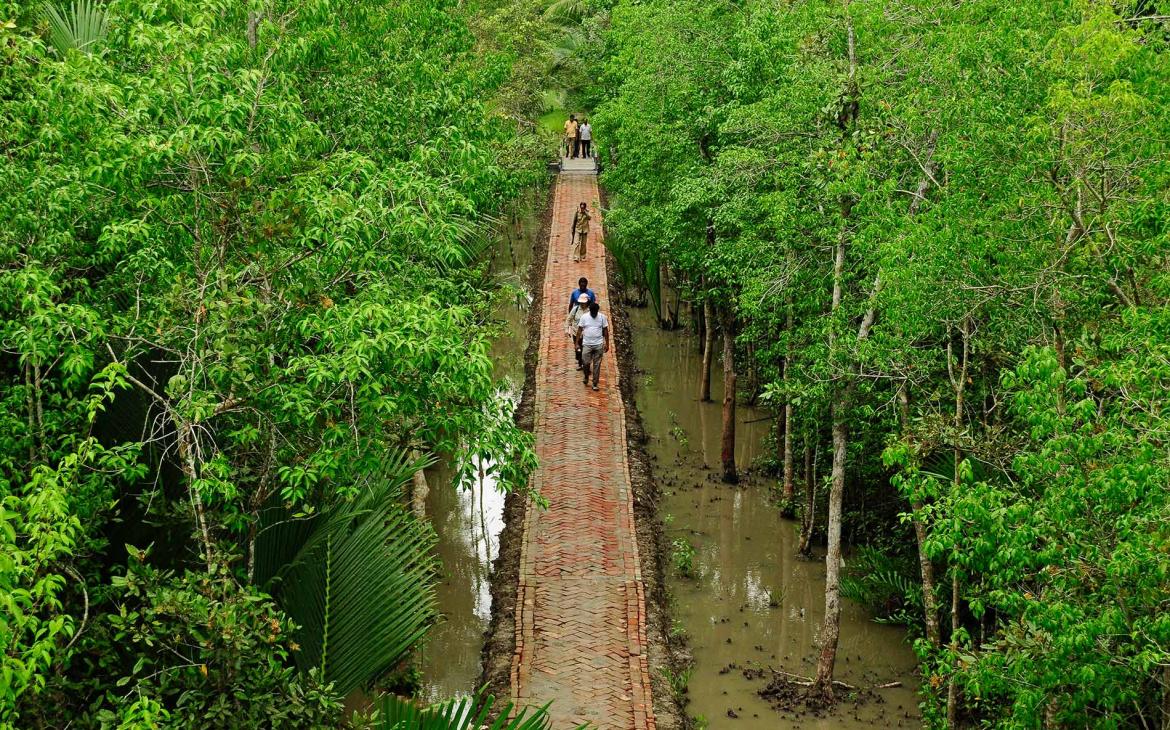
(247, 11, 260, 49)
(1161, 665, 1170, 730)
(810, 180, 851, 703)
(659, 258, 671, 328)
(898, 383, 941, 646)
(811, 412, 847, 703)
(809, 8, 864, 703)
(33, 362, 45, 459)
(700, 289, 714, 402)
(177, 421, 215, 574)
(24, 361, 37, 463)
(720, 308, 738, 484)
(913, 501, 940, 647)
(246, 429, 278, 584)
(696, 294, 706, 350)
(798, 434, 816, 557)
(782, 300, 795, 501)
(946, 319, 971, 726)
(411, 448, 429, 519)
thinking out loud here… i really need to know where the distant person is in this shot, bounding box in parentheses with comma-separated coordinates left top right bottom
(565, 292, 590, 369)
(569, 277, 596, 312)
(570, 202, 591, 262)
(563, 115, 578, 159)
(578, 119, 592, 159)
(576, 301, 610, 391)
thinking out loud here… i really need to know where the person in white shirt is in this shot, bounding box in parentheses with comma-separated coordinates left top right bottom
(575, 301, 610, 391)
(578, 119, 593, 159)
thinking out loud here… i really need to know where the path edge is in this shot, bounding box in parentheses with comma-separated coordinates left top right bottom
(480, 179, 555, 706)
(602, 189, 687, 730)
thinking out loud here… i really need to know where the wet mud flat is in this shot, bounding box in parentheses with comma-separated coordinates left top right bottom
(625, 302, 922, 729)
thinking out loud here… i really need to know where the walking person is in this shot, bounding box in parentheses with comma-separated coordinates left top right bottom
(563, 115, 578, 159)
(576, 301, 610, 391)
(565, 292, 590, 370)
(578, 119, 592, 159)
(571, 202, 591, 262)
(568, 277, 596, 312)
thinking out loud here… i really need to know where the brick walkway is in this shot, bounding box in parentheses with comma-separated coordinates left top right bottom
(510, 166, 656, 729)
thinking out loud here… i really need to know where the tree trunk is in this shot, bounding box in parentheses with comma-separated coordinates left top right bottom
(176, 420, 215, 574)
(700, 288, 714, 402)
(810, 410, 847, 703)
(1161, 665, 1170, 730)
(659, 258, 671, 329)
(410, 449, 429, 519)
(695, 294, 705, 346)
(720, 308, 738, 484)
(32, 361, 45, 461)
(782, 398, 794, 500)
(946, 319, 971, 726)
(947, 571, 961, 727)
(781, 301, 795, 501)
(809, 10, 863, 704)
(247, 11, 260, 49)
(24, 361, 37, 463)
(898, 384, 941, 647)
(798, 432, 816, 557)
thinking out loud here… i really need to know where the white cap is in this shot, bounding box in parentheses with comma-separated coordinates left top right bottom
(577, 293, 590, 303)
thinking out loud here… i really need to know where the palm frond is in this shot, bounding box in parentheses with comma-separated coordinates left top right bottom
(542, 0, 590, 24)
(378, 690, 558, 729)
(255, 450, 439, 696)
(40, 0, 108, 55)
(549, 30, 586, 71)
(839, 546, 922, 626)
(604, 234, 649, 305)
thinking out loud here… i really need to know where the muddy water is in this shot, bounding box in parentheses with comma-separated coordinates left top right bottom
(415, 199, 538, 702)
(628, 304, 922, 728)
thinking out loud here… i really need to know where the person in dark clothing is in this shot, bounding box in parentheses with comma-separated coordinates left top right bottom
(568, 277, 596, 312)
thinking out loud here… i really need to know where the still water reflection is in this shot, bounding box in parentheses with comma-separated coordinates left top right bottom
(416, 201, 535, 702)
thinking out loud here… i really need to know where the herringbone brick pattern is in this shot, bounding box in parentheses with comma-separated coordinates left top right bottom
(510, 170, 655, 730)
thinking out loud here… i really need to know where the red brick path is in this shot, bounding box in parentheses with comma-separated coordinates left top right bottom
(510, 169, 656, 729)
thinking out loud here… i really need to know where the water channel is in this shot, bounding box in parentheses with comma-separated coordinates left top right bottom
(627, 302, 922, 728)
(415, 192, 921, 727)
(415, 195, 536, 703)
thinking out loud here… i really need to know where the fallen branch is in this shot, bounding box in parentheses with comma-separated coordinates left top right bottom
(768, 667, 857, 691)
(767, 668, 901, 691)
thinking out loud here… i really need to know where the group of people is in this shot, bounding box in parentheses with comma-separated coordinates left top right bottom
(564, 276, 609, 391)
(562, 114, 593, 159)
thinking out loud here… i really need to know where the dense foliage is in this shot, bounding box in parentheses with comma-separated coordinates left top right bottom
(0, 0, 544, 725)
(579, 0, 1169, 725)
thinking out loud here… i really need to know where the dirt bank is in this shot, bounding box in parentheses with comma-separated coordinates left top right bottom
(603, 192, 686, 730)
